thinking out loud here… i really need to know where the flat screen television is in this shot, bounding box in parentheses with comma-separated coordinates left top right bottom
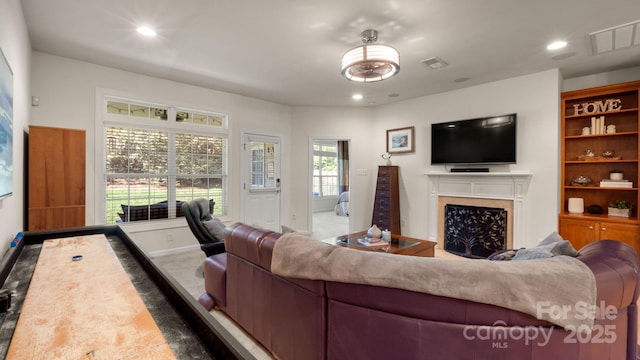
(431, 113, 516, 165)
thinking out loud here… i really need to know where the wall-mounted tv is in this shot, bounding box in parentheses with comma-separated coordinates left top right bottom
(431, 113, 516, 165)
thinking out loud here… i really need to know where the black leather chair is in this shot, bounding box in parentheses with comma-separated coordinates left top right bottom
(182, 198, 226, 257)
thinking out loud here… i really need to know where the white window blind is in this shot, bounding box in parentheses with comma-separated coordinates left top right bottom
(103, 97, 227, 223)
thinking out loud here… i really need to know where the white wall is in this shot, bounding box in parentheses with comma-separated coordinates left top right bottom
(30, 52, 291, 251)
(0, 0, 31, 254)
(290, 107, 375, 234)
(27, 45, 639, 252)
(290, 69, 561, 247)
(563, 66, 640, 92)
(373, 69, 562, 248)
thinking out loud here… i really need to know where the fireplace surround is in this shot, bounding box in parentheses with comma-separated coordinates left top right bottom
(426, 171, 532, 250)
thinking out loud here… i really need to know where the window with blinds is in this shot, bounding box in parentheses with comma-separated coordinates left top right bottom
(103, 98, 227, 223)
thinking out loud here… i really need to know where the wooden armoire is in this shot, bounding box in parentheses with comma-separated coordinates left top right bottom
(28, 126, 86, 231)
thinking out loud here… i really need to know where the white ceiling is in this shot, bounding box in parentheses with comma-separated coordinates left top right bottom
(20, 0, 640, 107)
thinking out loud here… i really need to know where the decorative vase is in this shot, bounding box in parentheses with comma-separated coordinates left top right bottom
(367, 225, 382, 238)
(568, 198, 584, 214)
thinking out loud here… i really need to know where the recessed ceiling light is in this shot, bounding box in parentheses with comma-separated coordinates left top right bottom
(352, 94, 363, 100)
(547, 41, 567, 50)
(137, 26, 157, 37)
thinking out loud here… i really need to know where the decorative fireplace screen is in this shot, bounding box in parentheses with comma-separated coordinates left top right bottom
(444, 204, 507, 258)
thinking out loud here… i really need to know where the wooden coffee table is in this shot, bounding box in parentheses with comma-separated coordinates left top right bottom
(335, 231, 436, 257)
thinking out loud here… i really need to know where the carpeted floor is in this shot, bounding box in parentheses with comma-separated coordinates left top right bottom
(310, 210, 349, 240)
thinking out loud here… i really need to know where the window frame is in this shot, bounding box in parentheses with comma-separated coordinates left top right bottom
(312, 141, 339, 198)
(95, 91, 230, 227)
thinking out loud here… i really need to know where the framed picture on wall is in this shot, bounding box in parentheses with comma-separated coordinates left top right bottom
(0, 47, 13, 200)
(386, 126, 415, 154)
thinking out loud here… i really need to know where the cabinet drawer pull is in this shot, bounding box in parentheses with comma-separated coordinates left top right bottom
(601, 227, 606, 231)
(588, 225, 594, 230)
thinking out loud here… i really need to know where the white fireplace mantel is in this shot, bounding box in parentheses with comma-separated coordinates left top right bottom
(425, 171, 532, 248)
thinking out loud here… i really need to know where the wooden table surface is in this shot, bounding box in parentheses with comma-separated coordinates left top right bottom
(6, 234, 175, 359)
(335, 231, 436, 257)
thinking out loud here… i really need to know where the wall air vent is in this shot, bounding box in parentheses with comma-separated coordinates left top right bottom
(590, 20, 640, 54)
(422, 57, 448, 69)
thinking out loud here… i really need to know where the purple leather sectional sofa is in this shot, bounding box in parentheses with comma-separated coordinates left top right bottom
(198, 223, 640, 360)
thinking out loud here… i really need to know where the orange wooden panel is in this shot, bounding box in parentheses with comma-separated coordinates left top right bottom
(28, 126, 86, 208)
(6, 235, 175, 359)
(28, 206, 85, 231)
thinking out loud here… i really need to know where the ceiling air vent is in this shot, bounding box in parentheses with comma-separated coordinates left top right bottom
(422, 57, 448, 69)
(590, 20, 640, 54)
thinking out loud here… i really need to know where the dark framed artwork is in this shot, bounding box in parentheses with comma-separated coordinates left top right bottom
(0, 47, 13, 200)
(386, 126, 415, 154)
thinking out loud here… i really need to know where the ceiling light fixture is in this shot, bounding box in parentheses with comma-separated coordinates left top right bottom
(352, 94, 364, 100)
(547, 41, 567, 50)
(341, 29, 400, 82)
(136, 26, 156, 37)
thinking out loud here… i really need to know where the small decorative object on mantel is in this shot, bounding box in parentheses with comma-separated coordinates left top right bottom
(608, 200, 633, 218)
(386, 126, 415, 154)
(606, 124, 616, 134)
(381, 152, 392, 165)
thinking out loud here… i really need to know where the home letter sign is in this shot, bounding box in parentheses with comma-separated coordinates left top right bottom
(573, 98, 622, 115)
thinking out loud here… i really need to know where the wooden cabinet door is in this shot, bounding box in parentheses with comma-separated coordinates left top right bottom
(28, 126, 86, 230)
(598, 222, 640, 256)
(559, 218, 598, 250)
